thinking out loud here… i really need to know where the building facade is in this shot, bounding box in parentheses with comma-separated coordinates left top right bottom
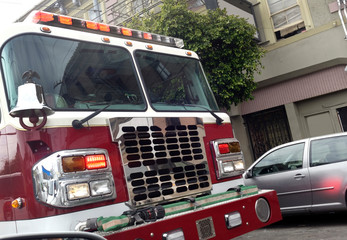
(19, 0, 211, 25)
(230, 0, 347, 166)
(18, 0, 103, 22)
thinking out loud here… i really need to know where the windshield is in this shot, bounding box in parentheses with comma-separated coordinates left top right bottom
(1, 34, 145, 111)
(135, 51, 219, 111)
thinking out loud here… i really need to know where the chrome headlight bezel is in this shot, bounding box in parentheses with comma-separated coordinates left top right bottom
(32, 148, 116, 208)
(211, 138, 245, 179)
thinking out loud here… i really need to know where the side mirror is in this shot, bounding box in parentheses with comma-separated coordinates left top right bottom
(244, 169, 253, 179)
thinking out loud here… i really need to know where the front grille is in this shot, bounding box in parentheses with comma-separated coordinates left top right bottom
(108, 117, 212, 207)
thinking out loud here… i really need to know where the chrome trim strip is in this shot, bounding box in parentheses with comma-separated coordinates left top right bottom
(277, 186, 334, 196)
(311, 186, 334, 192)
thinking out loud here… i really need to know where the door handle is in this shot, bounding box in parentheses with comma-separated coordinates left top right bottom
(294, 173, 305, 180)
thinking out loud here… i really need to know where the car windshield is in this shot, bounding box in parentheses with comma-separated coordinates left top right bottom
(1, 34, 146, 111)
(135, 50, 219, 111)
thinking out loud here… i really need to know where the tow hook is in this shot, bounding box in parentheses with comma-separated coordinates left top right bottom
(75, 218, 98, 231)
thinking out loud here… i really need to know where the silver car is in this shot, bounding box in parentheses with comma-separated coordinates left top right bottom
(243, 132, 347, 215)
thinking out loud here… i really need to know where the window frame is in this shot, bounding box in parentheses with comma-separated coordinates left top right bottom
(266, 0, 303, 32)
(259, 0, 313, 43)
(310, 135, 347, 167)
(252, 142, 305, 177)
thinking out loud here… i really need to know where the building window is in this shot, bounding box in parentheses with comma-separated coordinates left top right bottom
(337, 106, 347, 132)
(187, 0, 204, 11)
(266, 0, 305, 39)
(132, 0, 150, 14)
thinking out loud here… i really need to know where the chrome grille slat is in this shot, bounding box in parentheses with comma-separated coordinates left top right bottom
(108, 117, 212, 207)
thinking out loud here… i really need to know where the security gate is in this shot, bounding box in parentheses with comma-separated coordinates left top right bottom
(244, 106, 292, 160)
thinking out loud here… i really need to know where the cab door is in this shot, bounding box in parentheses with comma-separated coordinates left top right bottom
(308, 134, 347, 211)
(244, 140, 312, 213)
(0, 127, 17, 233)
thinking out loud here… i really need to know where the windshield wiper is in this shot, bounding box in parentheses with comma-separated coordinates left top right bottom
(183, 104, 224, 125)
(72, 101, 224, 129)
(156, 102, 224, 125)
(72, 104, 111, 129)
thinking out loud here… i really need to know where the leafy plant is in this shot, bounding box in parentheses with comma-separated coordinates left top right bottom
(126, 0, 264, 110)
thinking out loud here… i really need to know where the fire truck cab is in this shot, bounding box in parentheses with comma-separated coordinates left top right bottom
(0, 11, 281, 239)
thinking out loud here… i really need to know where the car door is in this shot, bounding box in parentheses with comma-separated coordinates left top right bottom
(308, 134, 347, 212)
(244, 141, 312, 212)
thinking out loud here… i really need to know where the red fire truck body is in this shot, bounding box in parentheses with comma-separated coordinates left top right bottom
(0, 11, 281, 239)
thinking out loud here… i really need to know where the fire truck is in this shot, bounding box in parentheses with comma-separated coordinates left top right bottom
(0, 11, 281, 239)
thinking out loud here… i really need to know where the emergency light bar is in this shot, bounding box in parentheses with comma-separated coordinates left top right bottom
(25, 11, 184, 48)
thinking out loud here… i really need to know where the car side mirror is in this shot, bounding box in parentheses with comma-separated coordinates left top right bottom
(244, 169, 253, 179)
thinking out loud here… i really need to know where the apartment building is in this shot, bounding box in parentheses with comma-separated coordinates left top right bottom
(229, 0, 347, 165)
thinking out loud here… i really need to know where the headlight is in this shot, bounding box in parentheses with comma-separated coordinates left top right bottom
(234, 160, 245, 171)
(211, 138, 245, 179)
(67, 183, 90, 200)
(163, 228, 185, 240)
(225, 211, 242, 229)
(222, 161, 234, 172)
(90, 180, 112, 196)
(32, 148, 116, 208)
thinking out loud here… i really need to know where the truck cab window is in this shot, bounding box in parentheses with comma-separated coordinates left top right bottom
(135, 51, 219, 112)
(1, 34, 146, 111)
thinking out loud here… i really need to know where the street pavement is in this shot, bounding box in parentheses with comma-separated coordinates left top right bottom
(227, 179, 347, 239)
(233, 212, 347, 240)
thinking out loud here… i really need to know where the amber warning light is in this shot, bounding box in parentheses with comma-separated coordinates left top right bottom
(26, 11, 185, 48)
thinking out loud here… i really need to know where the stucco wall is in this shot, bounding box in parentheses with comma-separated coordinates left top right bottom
(308, 0, 340, 28)
(295, 88, 347, 137)
(254, 25, 347, 86)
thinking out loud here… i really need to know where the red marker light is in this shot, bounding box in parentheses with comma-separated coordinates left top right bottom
(33, 11, 54, 23)
(85, 154, 107, 170)
(143, 32, 152, 40)
(218, 143, 230, 154)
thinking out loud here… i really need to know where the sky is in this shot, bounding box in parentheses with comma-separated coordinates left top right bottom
(0, 0, 42, 31)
